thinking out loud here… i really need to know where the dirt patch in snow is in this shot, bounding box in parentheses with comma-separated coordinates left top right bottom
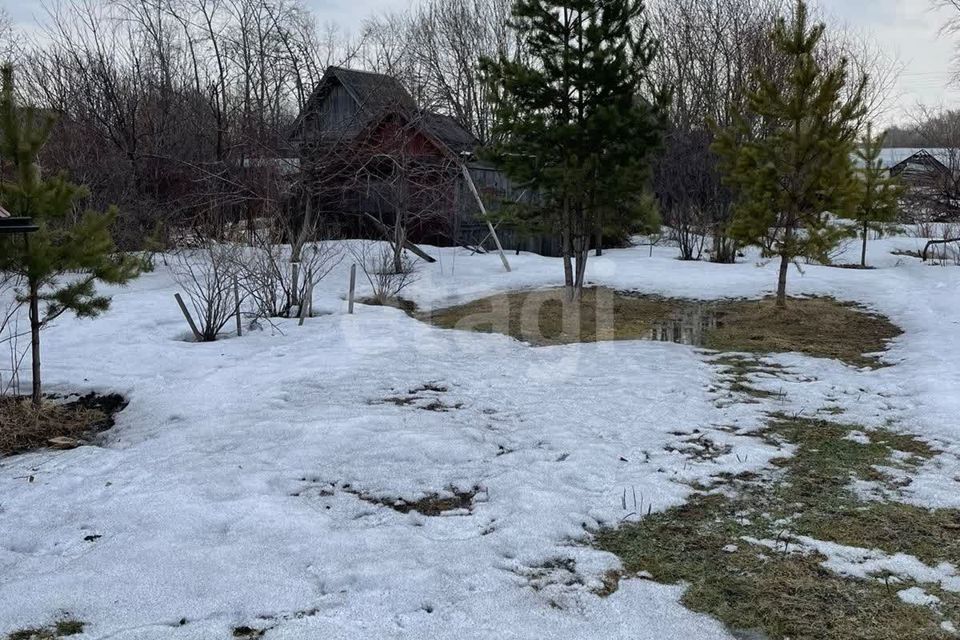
(6, 619, 84, 640)
(371, 382, 463, 412)
(351, 486, 480, 516)
(421, 289, 900, 367)
(0, 392, 127, 457)
(296, 479, 481, 517)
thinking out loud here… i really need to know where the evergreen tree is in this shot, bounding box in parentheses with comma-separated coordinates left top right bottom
(482, 0, 666, 299)
(712, 0, 866, 307)
(0, 66, 139, 405)
(853, 123, 903, 267)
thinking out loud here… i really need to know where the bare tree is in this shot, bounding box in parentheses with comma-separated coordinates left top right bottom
(340, 110, 462, 273)
(361, 0, 515, 143)
(0, 9, 22, 66)
(649, 0, 788, 262)
(649, 0, 899, 262)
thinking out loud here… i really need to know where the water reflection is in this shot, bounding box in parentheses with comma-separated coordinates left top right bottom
(649, 304, 721, 346)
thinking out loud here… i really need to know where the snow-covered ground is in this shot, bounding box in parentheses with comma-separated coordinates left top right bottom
(1, 232, 959, 638)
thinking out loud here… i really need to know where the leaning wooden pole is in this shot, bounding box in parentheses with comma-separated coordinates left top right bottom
(460, 163, 511, 273)
(174, 293, 202, 341)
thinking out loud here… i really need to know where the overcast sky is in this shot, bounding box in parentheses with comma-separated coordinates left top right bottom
(5, 0, 960, 125)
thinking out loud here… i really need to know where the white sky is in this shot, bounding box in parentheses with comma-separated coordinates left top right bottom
(4, 0, 960, 126)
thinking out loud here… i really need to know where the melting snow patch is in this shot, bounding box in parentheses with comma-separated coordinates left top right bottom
(897, 586, 941, 607)
(844, 431, 872, 445)
(795, 536, 960, 592)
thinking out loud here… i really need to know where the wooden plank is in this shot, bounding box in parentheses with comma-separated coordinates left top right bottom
(174, 293, 202, 340)
(358, 211, 437, 263)
(461, 163, 511, 272)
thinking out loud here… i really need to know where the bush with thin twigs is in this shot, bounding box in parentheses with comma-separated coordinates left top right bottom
(0, 273, 26, 396)
(239, 233, 342, 319)
(170, 242, 245, 341)
(350, 242, 418, 306)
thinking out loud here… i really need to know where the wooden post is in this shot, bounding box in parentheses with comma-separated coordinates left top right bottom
(174, 293, 202, 340)
(348, 263, 357, 314)
(460, 163, 511, 273)
(233, 276, 242, 337)
(298, 268, 314, 327)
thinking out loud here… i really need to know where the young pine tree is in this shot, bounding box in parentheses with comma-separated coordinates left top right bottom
(853, 124, 903, 267)
(482, 0, 665, 299)
(0, 66, 139, 405)
(712, 0, 865, 307)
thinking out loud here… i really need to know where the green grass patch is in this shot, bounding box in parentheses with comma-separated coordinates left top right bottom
(596, 417, 959, 639)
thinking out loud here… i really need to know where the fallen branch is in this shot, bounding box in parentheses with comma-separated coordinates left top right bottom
(921, 237, 960, 261)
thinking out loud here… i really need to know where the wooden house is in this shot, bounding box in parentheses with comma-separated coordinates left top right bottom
(869, 149, 960, 221)
(291, 67, 539, 252)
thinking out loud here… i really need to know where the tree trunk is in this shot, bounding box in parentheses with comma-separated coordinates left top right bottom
(290, 194, 314, 312)
(29, 277, 41, 407)
(562, 197, 574, 298)
(861, 221, 869, 268)
(575, 248, 588, 299)
(776, 252, 789, 308)
(594, 223, 602, 257)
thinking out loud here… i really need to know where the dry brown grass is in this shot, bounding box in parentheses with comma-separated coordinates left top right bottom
(421, 287, 678, 346)
(0, 394, 123, 457)
(704, 297, 901, 368)
(422, 288, 900, 367)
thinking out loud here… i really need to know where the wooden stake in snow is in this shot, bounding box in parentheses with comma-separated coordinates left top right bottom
(233, 276, 242, 337)
(299, 268, 314, 327)
(460, 163, 511, 273)
(348, 263, 357, 314)
(174, 293, 202, 340)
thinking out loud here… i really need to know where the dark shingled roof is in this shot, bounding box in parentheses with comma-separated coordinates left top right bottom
(421, 112, 479, 155)
(329, 67, 417, 114)
(295, 66, 479, 157)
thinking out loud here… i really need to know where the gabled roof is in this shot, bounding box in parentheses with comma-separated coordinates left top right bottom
(294, 66, 479, 158)
(0, 204, 9, 218)
(853, 148, 957, 171)
(328, 67, 417, 114)
(292, 66, 417, 138)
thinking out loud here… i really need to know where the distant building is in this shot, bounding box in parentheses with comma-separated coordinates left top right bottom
(862, 148, 960, 221)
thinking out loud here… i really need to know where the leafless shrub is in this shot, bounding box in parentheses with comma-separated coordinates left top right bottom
(350, 242, 418, 306)
(240, 234, 342, 319)
(171, 242, 244, 341)
(0, 273, 26, 396)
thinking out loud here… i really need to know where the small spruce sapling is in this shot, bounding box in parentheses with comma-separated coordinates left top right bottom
(0, 65, 139, 405)
(853, 123, 903, 267)
(712, 0, 865, 306)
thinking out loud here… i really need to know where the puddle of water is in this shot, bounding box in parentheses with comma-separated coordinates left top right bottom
(648, 304, 722, 346)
